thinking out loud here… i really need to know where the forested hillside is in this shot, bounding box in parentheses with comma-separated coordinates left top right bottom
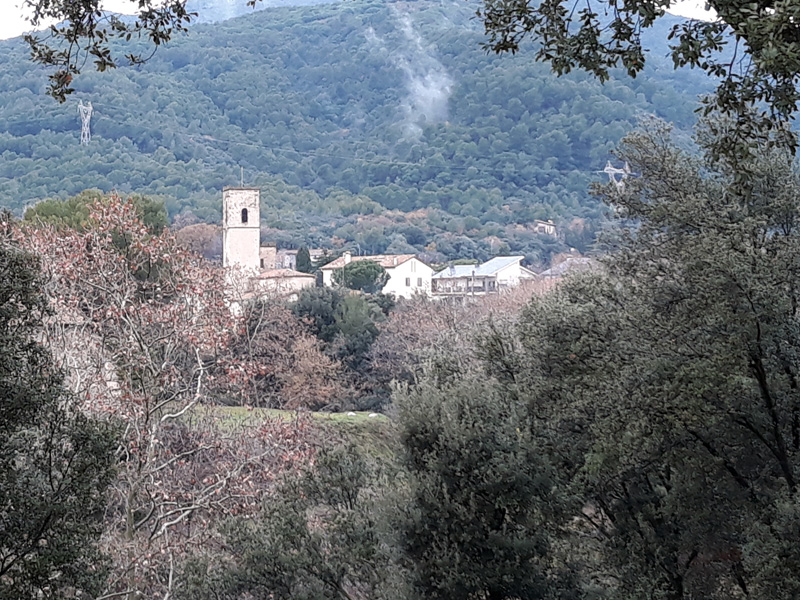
(187, 0, 340, 23)
(0, 0, 710, 263)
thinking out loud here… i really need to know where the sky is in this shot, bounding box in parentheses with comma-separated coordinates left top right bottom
(0, 1, 136, 41)
(0, 0, 716, 41)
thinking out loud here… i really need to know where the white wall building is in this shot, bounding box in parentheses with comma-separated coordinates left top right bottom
(432, 256, 538, 297)
(248, 269, 316, 302)
(222, 187, 261, 278)
(538, 256, 598, 278)
(320, 252, 433, 299)
(221, 188, 316, 304)
(532, 219, 557, 236)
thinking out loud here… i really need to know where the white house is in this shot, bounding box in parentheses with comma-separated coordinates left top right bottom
(432, 256, 538, 298)
(320, 252, 433, 299)
(532, 219, 557, 236)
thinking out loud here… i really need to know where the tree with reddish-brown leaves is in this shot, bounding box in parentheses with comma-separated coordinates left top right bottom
(0, 212, 117, 600)
(17, 194, 318, 598)
(368, 281, 556, 395)
(217, 298, 347, 411)
(175, 223, 222, 262)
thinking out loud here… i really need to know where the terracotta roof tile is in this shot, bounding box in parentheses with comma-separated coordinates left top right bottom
(320, 254, 416, 270)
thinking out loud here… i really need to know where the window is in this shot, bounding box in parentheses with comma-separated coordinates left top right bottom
(241, 208, 248, 223)
(411, 261, 416, 273)
(405, 277, 411, 287)
(417, 278, 422, 287)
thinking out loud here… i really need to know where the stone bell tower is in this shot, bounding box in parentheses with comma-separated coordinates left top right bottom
(222, 187, 260, 277)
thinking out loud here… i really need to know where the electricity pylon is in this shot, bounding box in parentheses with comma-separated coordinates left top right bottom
(78, 101, 93, 146)
(599, 160, 632, 191)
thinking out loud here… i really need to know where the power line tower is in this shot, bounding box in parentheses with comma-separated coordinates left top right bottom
(599, 160, 632, 191)
(78, 101, 93, 145)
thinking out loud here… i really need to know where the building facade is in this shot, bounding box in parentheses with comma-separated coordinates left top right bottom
(249, 269, 316, 302)
(320, 252, 433, 299)
(222, 188, 316, 304)
(532, 219, 557, 236)
(222, 187, 261, 277)
(432, 256, 538, 298)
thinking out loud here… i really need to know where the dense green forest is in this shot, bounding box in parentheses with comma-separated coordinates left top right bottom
(10, 116, 800, 600)
(0, 0, 710, 263)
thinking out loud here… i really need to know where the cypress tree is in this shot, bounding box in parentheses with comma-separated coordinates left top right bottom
(296, 246, 312, 273)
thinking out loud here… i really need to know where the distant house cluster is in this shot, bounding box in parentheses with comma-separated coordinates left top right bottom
(532, 219, 557, 236)
(538, 256, 596, 278)
(431, 256, 537, 297)
(221, 188, 593, 304)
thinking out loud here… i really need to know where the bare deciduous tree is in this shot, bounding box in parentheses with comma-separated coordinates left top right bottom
(18, 195, 319, 598)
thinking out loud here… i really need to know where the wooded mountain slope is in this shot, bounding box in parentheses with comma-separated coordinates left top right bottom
(0, 0, 709, 262)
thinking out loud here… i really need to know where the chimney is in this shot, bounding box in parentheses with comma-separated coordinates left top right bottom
(343, 251, 352, 265)
(393, 256, 398, 266)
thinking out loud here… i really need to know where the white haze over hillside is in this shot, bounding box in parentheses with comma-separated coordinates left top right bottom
(366, 12, 454, 139)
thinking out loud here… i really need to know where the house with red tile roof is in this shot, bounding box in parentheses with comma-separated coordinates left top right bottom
(320, 252, 433, 299)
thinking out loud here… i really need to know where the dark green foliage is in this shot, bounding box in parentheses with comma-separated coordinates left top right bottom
(333, 294, 381, 370)
(292, 286, 386, 373)
(478, 0, 800, 149)
(24, 189, 168, 235)
(332, 261, 389, 294)
(0, 1, 709, 262)
(131, 193, 169, 235)
(370, 292, 395, 317)
(179, 444, 395, 600)
(0, 213, 117, 599)
(397, 374, 580, 600)
(292, 286, 346, 345)
(591, 120, 800, 599)
(464, 119, 800, 599)
(296, 246, 312, 273)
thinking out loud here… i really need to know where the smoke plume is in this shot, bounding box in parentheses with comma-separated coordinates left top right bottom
(366, 12, 453, 138)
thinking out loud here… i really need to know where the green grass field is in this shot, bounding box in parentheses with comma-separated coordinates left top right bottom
(192, 406, 397, 460)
